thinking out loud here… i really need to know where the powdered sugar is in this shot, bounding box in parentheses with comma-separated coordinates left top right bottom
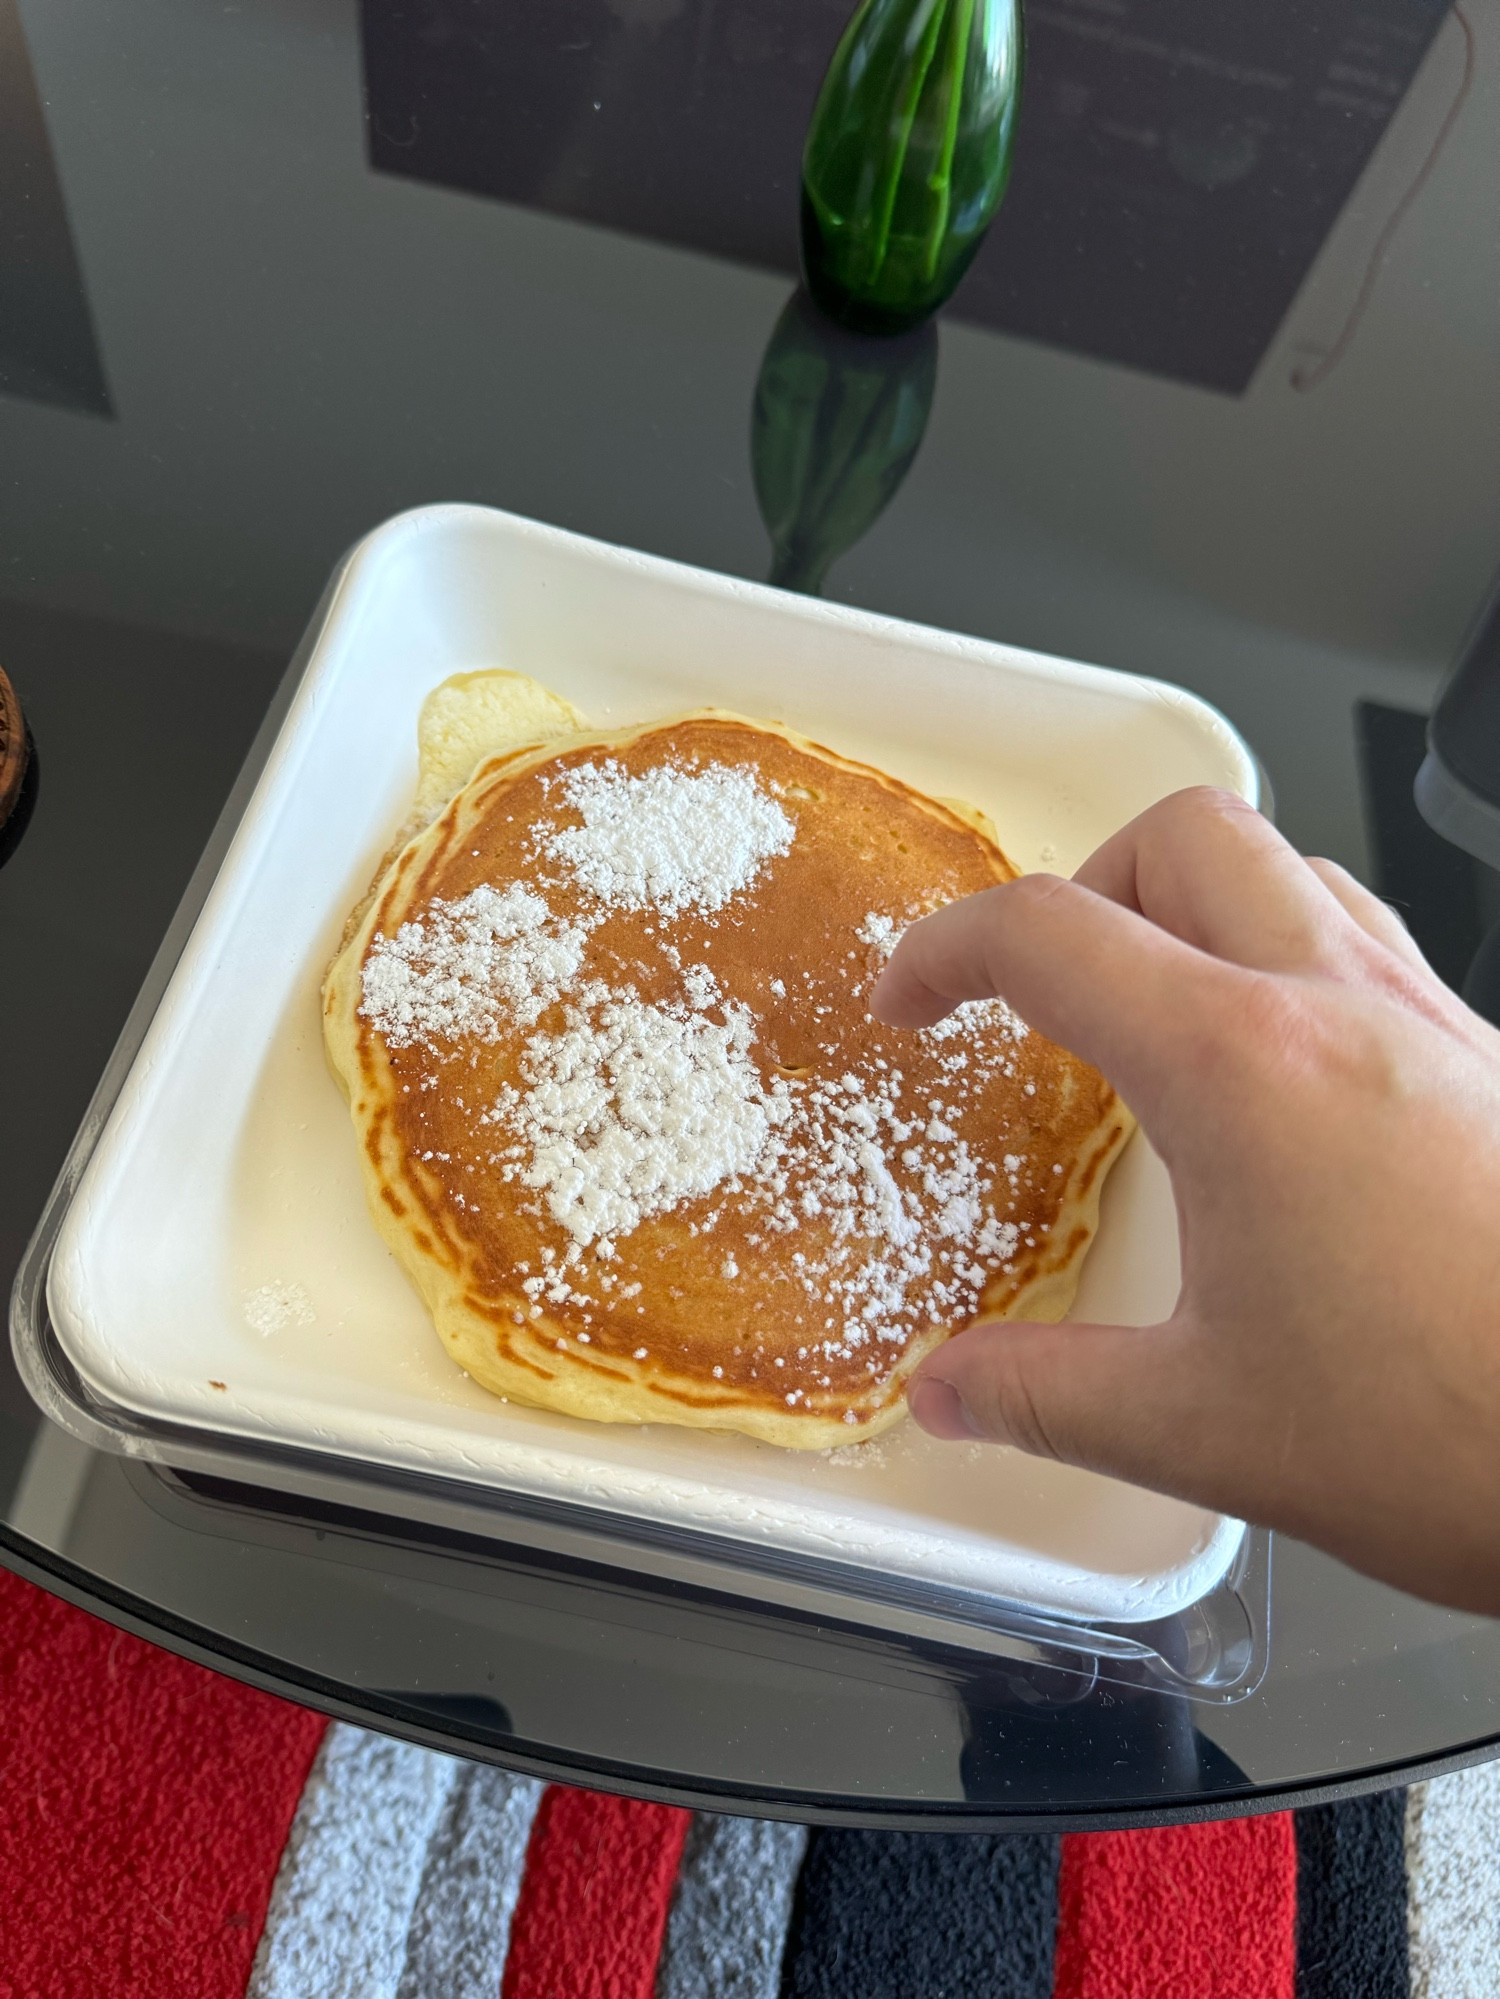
(244, 1281, 316, 1336)
(857, 910, 899, 957)
(483, 985, 1030, 1341)
(361, 884, 589, 1045)
(361, 752, 1051, 1370)
(486, 986, 795, 1246)
(541, 760, 794, 914)
(924, 997, 1029, 1045)
(745, 1067, 1024, 1358)
(859, 907, 1030, 1048)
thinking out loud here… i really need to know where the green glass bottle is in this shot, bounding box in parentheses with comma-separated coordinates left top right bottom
(801, 0, 1022, 334)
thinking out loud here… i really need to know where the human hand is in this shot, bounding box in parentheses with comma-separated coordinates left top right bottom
(871, 786, 1500, 1614)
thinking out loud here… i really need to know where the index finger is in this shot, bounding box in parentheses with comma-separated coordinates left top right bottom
(869, 871, 1240, 1124)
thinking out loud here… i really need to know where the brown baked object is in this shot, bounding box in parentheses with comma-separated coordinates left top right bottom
(324, 709, 1133, 1447)
(0, 668, 26, 834)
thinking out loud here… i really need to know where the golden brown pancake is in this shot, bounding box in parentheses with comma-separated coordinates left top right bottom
(324, 706, 1133, 1447)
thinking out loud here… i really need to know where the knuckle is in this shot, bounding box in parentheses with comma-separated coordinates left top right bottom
(1153, 785, 1257, 836)
(1000, 1375, 1064, 1461)
(1307, 854, 1355, 891)
(1001, 871, 1070, 909)
(969, 1335, 1065, 1461)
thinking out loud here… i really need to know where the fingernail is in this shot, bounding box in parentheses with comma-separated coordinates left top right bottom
(908, 1375, 987, 1441)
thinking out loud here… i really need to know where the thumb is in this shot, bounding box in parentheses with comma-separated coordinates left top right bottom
(908, 1316, 1236, 1512)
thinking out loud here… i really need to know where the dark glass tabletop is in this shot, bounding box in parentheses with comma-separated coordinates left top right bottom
(4, 0, 1500, 1828)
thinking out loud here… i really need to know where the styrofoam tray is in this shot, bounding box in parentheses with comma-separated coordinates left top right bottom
(47, 504, 1255, 1624)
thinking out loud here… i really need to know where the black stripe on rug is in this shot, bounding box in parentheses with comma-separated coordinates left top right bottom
(1294, 1789, 1409, 1999)
(778, 1829, 1060, 1999)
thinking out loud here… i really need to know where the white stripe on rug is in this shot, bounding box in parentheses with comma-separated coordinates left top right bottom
(1407, 1760, 1500, 1997)
(394, 1762, 545, 1999)
(247, 1722, 459, 1999)
(654, 1811, 809, 1999)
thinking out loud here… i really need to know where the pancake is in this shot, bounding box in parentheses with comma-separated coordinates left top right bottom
(323, 697, 1133, 1448)
(336, 669, 588, 954)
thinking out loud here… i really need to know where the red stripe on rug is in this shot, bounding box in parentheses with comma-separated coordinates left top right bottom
(501, 1783, 692, 1999)
(1052, 1814, 1297, 1999)
(0, 1563, 327, 1999)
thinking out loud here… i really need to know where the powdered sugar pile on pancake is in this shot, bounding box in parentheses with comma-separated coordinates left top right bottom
(540, 760, 794, 914)
(362, 885, 588, 1041)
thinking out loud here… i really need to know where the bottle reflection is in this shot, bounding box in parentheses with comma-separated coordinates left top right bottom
(751, 286, 937, 596)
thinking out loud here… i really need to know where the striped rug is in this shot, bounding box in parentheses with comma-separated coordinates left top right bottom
(0, 1562, 1493, 1998)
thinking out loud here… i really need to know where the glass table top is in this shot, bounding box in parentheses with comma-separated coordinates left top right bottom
(2, 0, 1500, 1825)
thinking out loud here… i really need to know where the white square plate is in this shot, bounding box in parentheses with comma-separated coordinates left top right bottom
(48, 504, 1255, 1623)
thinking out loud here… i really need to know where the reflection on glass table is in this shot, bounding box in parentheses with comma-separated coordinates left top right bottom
(752, 287, 937, 593)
